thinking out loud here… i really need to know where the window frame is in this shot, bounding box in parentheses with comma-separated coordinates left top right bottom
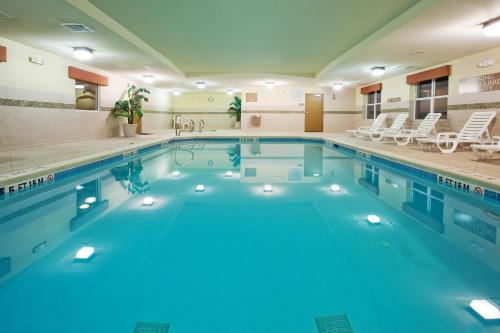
(365, 91, 381, 120)
(410, 182, 444, 216)
(75, 81, 101, 112)
(414, 77, 448, 120)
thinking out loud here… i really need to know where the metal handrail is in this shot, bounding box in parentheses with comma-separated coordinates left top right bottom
(174, 114, 195, 136)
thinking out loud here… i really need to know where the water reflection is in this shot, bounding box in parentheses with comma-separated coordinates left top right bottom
(0, 142, 499, 286)
(111, 159, 150, 194)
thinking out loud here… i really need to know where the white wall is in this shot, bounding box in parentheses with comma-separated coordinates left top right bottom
(0, 37, 171, 148)
(241, 86, 359, 132)
(355, 45, 500, 135)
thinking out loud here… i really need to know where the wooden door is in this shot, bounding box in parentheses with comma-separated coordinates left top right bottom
(305, 93, 324, 132)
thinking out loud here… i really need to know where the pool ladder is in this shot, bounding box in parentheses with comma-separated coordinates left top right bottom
(174, 114, 205, 136)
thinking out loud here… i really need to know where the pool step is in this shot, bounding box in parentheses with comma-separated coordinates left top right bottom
(133, 321, 170, 333)
(315, 314, 354, 333)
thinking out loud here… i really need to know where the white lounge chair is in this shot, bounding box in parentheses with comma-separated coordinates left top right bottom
(471, 136, 500, 159)
(362, 113, 409, 141)
(385, 113, 441, 146)
(417, 111, 496, 154)
(346, 113, 388, 138)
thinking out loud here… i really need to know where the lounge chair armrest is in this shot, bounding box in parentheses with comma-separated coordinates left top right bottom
(398, 129, 415, 135)
(357, 126, 370, 131)
(436, 132, 458, 140)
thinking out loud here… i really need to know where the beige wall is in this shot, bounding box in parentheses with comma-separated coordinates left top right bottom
(0, 37, 171, 148)
(171, 92, 240, 129)
(355, 45, 500, 135)
(241, 86, 361, 132)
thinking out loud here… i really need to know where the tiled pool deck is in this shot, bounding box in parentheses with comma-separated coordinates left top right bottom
(0, 130, 499, 190)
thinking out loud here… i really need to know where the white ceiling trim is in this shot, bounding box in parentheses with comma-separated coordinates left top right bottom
(315, 0, 443, 79)
(66, 0, 185, 77)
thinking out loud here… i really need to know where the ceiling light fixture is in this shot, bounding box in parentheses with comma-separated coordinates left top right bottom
(172, 89, 181, 96)
(196, 82, 206, 89)
(73, 47, 94, 60)
(142, 75, 154, 84)
(483, 18, 500, 36)
(265, 81, 275, 89)
(333, 83, 343, 91)
(371, 66, 385, 76)
(75, 84, 85, 90)
(227, 89, 234, 95)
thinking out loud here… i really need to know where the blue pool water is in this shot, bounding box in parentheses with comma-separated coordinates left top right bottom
(0, 140, 499, 333)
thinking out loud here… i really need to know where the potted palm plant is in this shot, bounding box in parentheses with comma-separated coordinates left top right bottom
(112, 85, 150, 137)
(228, 96, 241, 129)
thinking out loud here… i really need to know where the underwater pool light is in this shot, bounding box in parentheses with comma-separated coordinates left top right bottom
(196, 184, 205, 192)
(142, 196, 154, 206)
(75, 246, 95, 260)
(470, 299, 500, 320)
(264, 185, 273, 192)
(84, 196, 96, 204)
(330, 184, 341, 192)
(172, 170, 180, 177)
(367, 214, 381, 224)
(313, 173, 320, 177)
(225, 171, 233, 177)
(79, 203, 90, 210)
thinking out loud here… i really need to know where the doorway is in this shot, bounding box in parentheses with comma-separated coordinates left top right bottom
(305, 93, 324, 132)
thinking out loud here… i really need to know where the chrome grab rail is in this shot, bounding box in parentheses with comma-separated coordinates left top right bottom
(174, 114, 195, 136)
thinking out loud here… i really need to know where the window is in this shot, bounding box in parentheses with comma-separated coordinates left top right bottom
(410, 182, 444, 223)
(415, 76, 448, 119)
(75, 81, 99, 111)
(365, 91, 381, 119)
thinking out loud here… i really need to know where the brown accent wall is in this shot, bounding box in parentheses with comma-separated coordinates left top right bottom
(0, 46, 6, 62)
(406, 65, 451, 84)
(360, 83, 382, 94)
(68, 66, 109, 86)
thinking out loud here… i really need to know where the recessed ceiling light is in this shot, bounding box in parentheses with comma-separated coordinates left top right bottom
(371, 67, 385, 76)
(172, 89, 181, 96)
(73, 47, 94, 60)
(333, 83, 343, 91)
(227, 89, 234, 95)
(265, 81, 275, 89)
(142, 75, 154, 84)
(196, 82, 206, 89)
(483, 18, 500, 36)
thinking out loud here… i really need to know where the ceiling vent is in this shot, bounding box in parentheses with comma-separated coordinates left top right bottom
(0, 11, 13, 19)
(60, 23, 94, 32)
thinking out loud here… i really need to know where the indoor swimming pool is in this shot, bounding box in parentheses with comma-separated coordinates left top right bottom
(0, 139, 499, 333)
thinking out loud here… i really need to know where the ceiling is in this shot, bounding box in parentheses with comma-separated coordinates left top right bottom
(1, 0, 500, 91)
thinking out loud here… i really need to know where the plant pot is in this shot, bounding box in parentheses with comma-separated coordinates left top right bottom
(232, 121, 241, 129)
(123, 123, 138, 137)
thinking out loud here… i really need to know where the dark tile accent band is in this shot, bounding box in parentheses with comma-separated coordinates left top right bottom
(382, 108, 409, 113)
(172, 111, 231, 115)
(242, 110, 304, 114)
(0, 98, 74, 109)
(448, 102, 500, 110)
(324, 111, 362, 114)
